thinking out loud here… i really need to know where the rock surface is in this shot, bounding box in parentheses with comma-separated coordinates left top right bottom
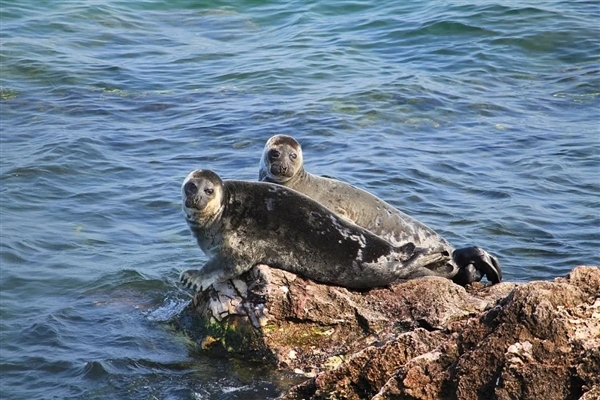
(172, 266, 600, 399)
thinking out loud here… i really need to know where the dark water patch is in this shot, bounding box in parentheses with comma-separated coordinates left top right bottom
(82, 360, 112, 380)
(0, 247, 28, 264)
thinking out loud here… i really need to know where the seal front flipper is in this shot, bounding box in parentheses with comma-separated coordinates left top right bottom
(452, 246, 502, 285)
(180, 257, 249, 293)
(180, 269, 207, 292)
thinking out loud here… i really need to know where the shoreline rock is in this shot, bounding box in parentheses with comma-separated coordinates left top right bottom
(172, 266, 599, 399)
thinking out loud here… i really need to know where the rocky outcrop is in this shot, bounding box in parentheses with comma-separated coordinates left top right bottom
(172, 266, 600, 399)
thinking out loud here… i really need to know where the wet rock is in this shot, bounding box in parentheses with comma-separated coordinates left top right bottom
(172, 266, 600, 399)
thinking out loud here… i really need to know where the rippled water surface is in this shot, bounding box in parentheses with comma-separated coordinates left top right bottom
(1, 0, 599, 398)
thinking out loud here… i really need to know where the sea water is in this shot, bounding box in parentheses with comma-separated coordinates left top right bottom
(1, 0, 598, 398)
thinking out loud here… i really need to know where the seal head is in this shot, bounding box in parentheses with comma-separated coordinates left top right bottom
(182, 169, 223, 222)
(259, 134, 304, 184)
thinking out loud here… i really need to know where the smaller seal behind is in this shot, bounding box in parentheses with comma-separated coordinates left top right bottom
(180, 169, 463, 292)
(259, 134, 501, 285)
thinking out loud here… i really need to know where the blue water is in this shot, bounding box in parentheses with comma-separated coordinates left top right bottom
(1, 0, 599, 398)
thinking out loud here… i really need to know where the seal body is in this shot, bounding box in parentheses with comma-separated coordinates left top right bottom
(259, 135, 502, 284)
(181, 169, 453, 292)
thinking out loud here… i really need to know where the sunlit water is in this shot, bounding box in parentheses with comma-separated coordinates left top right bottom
(1, 0, 599, 398)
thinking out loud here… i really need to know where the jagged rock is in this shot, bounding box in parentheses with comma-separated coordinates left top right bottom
(172, 266, 600, 399)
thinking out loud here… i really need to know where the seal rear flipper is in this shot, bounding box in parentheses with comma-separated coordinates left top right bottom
(452, 246, 502, 285)
(393, 245, 457, 279)
(393, 242, 448, 268)
(398, 244, 452, 269)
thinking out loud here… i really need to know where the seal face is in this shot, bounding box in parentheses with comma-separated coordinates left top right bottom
(259, 135, 502, 284)
(180, 169, 454, 292)
(258, 134, 304, 184)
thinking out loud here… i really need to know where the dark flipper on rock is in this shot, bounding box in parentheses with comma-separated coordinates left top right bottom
(452, 246, 502, 285)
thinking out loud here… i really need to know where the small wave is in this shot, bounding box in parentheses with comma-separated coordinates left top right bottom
(417, 20, 496, 37)
(82, 360, 111, 380)
(145, 297, 189, 322)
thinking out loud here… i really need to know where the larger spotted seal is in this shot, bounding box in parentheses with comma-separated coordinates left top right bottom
(180, 169, 462, 292)
(259, 134, 502, 284)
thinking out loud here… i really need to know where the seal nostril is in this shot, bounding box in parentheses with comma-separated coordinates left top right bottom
(184, 181, 198, 196)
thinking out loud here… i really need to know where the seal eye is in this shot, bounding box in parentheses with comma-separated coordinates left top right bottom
(268, 149, 281, 160)
(290, 152, 297, 160)
(184, 181, 198, 196)
(204, 188, 214, 195)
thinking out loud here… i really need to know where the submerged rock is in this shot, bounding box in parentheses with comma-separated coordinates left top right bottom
(172, 266, 600, 399)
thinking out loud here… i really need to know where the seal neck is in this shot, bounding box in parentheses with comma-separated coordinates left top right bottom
(287, 167, 308, 186)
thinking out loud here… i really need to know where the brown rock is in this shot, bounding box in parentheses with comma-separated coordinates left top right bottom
(172, 266, 600, 399)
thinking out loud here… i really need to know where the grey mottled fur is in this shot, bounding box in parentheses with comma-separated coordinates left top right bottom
(180, 169, 458, 292)
(258, 135, 502, 284)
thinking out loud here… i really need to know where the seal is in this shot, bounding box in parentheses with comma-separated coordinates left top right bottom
(180, 169, 460, 292)
(259, 134, 502, 284)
